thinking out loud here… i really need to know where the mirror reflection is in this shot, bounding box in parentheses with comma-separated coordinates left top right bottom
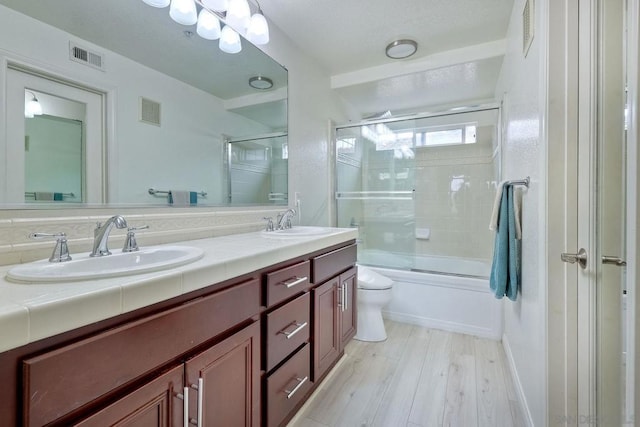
(228, 133, 288, 205)
(0, 0, 288, 207)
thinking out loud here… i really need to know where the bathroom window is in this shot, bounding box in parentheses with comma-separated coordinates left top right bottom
(337, 137, 356, 154)
(415, 123, 477, 147)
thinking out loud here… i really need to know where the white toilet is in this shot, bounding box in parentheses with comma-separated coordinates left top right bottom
(354, 265, 394, 342)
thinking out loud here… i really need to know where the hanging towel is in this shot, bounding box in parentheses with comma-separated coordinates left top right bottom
(169, 190, 189, 205)
(489, 181, 522, 239)
(489, 185, 521, 301)
(34, 192, 54, 201)
(168, 191, 197, 206)
(53, 192, 64, 201)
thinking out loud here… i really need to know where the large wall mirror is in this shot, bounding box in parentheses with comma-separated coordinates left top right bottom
(0, 0, 288, 207)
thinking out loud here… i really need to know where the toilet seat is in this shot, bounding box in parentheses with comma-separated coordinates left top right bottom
(357, 265, 393, 290)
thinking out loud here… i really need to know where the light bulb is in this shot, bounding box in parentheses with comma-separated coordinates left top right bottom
(226, 0, 250, 32)
(169, 0, 197, 25)
(246, 12, 269, 45)
(141, 0, 170, 7)
(197, 9, 221, 40)
(26, 98, 43, 116)
(202, 0, 228, 12)
(219, 25, 242, 54)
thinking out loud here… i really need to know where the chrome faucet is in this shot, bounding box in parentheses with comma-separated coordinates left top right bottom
(276, 208, 296, 230)
(90, 215, 128, 257)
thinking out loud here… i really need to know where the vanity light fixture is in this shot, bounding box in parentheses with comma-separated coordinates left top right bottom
(219, 25, 242, 53)
(25, 91, 43, 118)
(140, 0, 270, 55)
(385, 39, 418, 59)
(249, 76, 273, 90)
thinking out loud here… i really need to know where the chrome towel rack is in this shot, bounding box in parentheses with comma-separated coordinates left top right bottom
(25, 191, 75, 198)
(148, 188, 207, 197)
(505, 177, 530, 188)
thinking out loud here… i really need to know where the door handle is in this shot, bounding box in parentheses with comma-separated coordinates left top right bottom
(561, 248, 587, 269)
(602, 255, 626, 267)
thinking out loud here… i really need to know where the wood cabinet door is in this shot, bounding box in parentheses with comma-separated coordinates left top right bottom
(185, 322, 260, 427)
(74, 365, 184, 427)
(312, 278, 340, 381)
(339, 267, 358, 349)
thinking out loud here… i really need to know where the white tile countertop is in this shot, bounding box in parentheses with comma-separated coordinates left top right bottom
(0, 227, 358, 354)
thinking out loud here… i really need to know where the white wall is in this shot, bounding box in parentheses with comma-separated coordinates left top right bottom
(260, 27, 350, 226)
(494, 0, 546, 425)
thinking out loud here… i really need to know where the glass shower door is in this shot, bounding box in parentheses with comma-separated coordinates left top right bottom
(335, 122, 416, 270)
(335, 108, 499, 277)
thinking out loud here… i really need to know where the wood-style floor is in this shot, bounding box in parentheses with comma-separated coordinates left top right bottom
(288, 321, 525, 427)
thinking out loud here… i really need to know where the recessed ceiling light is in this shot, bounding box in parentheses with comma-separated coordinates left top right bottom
(385, 39, 418, 59)
(249, 76, 273, 90)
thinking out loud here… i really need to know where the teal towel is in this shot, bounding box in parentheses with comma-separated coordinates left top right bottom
(53, 192, 63, 201)
(490, 185, 521, 301)
(189, 191, 198, 205)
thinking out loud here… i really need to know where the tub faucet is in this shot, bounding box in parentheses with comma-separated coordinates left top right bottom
(276, 208, 296, 230)
(90, 215, 128, 257)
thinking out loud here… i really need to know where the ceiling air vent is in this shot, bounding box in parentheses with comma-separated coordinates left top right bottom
(522, 0, 534, 57)
(69, 42, 105, 71)
(139, 97, 161, 126)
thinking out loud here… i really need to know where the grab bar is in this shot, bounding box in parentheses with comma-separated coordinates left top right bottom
(335, 190, 415, 200)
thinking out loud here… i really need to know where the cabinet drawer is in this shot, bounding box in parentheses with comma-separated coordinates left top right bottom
(265, 292, 310, 371)
(266, 344, 312, 427)
(312, 243, 357, 284)
(22, 279, 260, 427)
(265, 260, 311, 307)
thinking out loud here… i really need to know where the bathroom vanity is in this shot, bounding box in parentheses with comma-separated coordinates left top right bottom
(0, 228, 357, 426)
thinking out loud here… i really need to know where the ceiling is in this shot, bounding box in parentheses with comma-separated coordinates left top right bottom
(259, 0, 515, 117)
(2, 0, 516, 121)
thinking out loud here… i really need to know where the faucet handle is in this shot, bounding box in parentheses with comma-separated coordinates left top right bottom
(29, 232, 72, 263)
(262, 217, 274, 232)
(122, 225, 149, 253)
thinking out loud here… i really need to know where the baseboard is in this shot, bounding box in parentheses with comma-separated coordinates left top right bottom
(501, 333, 535, 426)
(383, 310, 502, 340)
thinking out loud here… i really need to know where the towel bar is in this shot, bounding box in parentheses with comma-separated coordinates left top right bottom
(148, 188, 207, 197)
(504, 177, 530, 188)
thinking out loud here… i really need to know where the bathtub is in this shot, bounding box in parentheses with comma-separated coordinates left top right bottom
(362, 261, 503, 340)
(358, 249, 491, 278)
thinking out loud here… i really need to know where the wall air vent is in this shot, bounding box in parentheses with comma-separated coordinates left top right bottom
(522, 0, 534, 57)
(139, 97, 161, 126)
(69, 42, 105, 71)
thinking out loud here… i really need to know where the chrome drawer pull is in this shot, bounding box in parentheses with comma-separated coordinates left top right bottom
(279, 321, 308, 339)
(282, 276, 308, 288)
(284, 376, 308, 399)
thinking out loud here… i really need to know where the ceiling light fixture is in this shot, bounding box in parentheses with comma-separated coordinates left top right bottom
(385, 39, 418, 59)
(248, 76, 273, 90)
(140, 0, 270, 55)
(25, 91, 43, 118)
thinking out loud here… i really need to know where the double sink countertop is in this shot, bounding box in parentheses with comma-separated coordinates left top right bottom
(0, 227, 358, 354)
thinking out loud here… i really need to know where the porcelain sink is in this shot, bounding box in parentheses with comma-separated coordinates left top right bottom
(261, 226, 333, 238)
(6, 245, 205, 283)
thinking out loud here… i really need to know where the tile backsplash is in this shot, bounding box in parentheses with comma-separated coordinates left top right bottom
(0, 206, 285, 266)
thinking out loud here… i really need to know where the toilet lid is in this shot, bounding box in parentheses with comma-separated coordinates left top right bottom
(357, 265, 393, 290)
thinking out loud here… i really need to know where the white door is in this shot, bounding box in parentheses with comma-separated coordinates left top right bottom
(569, 0, 633, 423)
(4, 67, 104, 203)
